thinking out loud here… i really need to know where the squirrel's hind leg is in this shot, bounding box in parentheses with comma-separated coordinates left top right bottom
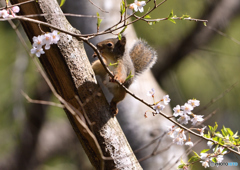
(109, 87, 126, 116)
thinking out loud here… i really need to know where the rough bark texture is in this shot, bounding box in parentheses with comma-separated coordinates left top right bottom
(9, 0, 141, 169)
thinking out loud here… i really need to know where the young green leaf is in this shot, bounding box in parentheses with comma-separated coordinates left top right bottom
(125, 71, 134, 81)
(118, 34, 122, 40)
(120, 26, 128, 34)
(120, 0, 125, 15)
(177, 164, 185, 169)
(181, 14, 190, 20)
(188, 156, 200, 163)
(192, 151, 200, 157)
(226, 128, 234, 136)
(200, 149, 210, 153)
(109, 61, 119, 67)
(221, 126, 228, 137)
(168, 18, 176, 24)
(59, 0, 66, 7)
(96, 12, 103, 31)
(167, 10, 176, 24)
(212, 157, 217, 163)
(168, 10, 174, 18)
(213, 122, 218, 131)
(144, 15, 151, 19)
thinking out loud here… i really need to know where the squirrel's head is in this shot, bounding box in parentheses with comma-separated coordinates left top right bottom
(96, 36, 126, 61)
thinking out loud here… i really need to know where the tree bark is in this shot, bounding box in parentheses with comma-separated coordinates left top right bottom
(10, 0, 142, 169)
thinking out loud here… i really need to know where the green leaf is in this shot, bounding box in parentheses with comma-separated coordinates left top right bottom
(120, 0, 125, 15)
(208, 125, 213, 132)
(192, 151, 200, 157)
(177, 164, 185, 169)
(212, 157, 217, 163)
(120, 26, 127, 34)
(59, 0, 66, 7)
(200, 149, 210, 153)
(188, 156, 200, 163)
(226, 128, 234, 136)
(125, 71, 134, 81)
(168, 10, 174, 18)
(181, 14, 190, 19)
(144, 15, 151, 19)
(221, 126, 228, 137)
(96, 12, 102, 30)
(203, 21, 207, 26)
(180, 159, 185, 164)
(204, 133, 210, 138)
(168, 18, 176, 24)
(213, 122, 218, 131)
(118, 33, 122, 40)
(222, 147, 228, 153)
(109, 61, 119, 67)
(229, 136, 235, 143)
(167, 10, 176, 24)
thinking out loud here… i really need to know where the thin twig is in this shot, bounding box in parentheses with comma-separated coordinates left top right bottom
(0, 0, 35, 10)
(207, 26, 240, 45)
(19, 13, 100, 18)
(196, 81, 239, 114)
(21, 90, 64, 108)
(166, 139, 203, 170)
(134, 132, 167, 154)
(87, 0, 109, 13)
(133, 15, 208, 23)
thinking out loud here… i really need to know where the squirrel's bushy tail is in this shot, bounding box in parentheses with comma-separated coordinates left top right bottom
(130, 39, 157, 75)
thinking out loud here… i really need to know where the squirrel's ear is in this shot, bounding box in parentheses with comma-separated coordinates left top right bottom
(120, 36, 126, 46)
(115, 36, 126, 55)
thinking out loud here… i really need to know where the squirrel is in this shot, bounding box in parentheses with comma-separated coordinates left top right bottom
(92, 36, 157, 115)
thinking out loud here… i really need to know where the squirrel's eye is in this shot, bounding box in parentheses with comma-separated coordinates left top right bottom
(107, 43, 113, 47)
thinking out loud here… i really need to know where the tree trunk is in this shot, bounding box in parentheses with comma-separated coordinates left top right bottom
(10, 0, 142, 169)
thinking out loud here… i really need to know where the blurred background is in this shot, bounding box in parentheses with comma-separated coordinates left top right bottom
(0, 0, 240, 169)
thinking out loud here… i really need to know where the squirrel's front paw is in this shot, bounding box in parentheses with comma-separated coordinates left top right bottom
(109, 76, 115, 82)
(110, 101, 118, 116)
(92, 52, 97, 58)
(109, 75, 124, 84)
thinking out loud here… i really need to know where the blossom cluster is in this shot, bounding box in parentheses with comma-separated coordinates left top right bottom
(0, 6, 20, 18)
(173, 99, 203, 125)
(30, 30, 60, 57)
(129, 0, 146, 13)
(146, 88, 170, 116)
(168, 126, 187, 145)
(200, 145, 227, 168)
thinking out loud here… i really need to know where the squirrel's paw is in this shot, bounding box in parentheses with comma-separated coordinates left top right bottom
(92, 52, 97, 58)
(110, 102, 118, 116)
(109, 75, 124, 84)
(109, 76, 115, 82)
